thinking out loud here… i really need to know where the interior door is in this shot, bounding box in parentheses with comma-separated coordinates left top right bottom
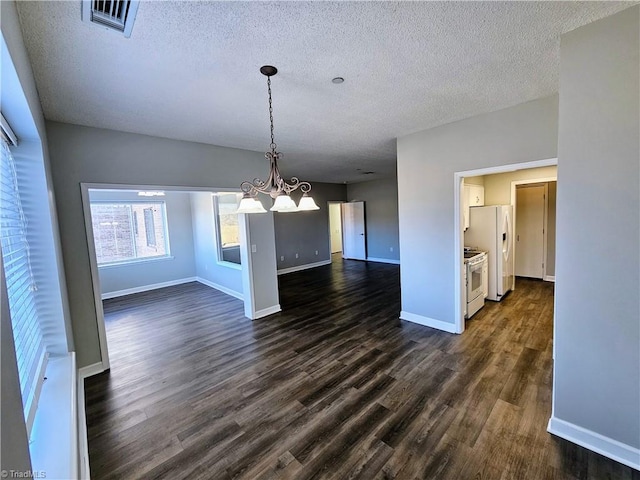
(515, 185, 545, 278)
(342, 202, 366, 260)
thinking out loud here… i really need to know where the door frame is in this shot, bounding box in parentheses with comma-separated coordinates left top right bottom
(511, 178, 556, 281)
(327, 201, 345, 260)
(453, 158, 557, 335)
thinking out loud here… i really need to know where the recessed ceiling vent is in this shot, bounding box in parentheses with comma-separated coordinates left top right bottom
(82, 0, 140, 38)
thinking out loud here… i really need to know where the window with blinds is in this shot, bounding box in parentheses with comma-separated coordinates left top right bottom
(0, 139, 48, 433)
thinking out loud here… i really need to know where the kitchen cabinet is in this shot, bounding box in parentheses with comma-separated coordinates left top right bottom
(468, 184, 485, 206)
(463, 184, 485, 230)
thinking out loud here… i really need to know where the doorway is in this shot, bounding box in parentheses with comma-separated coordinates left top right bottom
(511, 179, 557, 282)
(328, 202, 343, 254)
(454, 159, 558, 334)
(80, 183, 258, 371)
(515, 184, 546, 279)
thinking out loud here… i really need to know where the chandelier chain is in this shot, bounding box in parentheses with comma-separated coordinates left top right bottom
(267, 76, 276, 150)
(237, 65, 317, 210)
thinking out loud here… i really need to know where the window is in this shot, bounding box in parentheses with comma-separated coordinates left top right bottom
(143, 208, 156, 247)
(213, 194, 241, 265)
(0, 139, 48, 433)
(90, 202, 169, 265)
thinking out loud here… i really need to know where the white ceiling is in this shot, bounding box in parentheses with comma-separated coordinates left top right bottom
(15, 1, 634, 184)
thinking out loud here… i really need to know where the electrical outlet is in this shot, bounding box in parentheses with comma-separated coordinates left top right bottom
(295, 253, 299, 259)
(390, 247, 394, 252)
(280, 256, 284, 261)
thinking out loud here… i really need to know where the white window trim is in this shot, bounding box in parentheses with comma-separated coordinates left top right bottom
(97, 254, 175, 269)
(216, 260, 242, 270)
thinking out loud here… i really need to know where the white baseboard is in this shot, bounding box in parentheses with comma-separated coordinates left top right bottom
(544, 275, 556, 282)
(400, 311, 460, 334)
(548, 416, 640, 470)
(101, 277, 197, 300)
(196, 277, 243, 300)
(277, 259, 331, 275)
(253, 304, 282, 319)
(366, 257, 400, 265)
(78, 362, 106, 379)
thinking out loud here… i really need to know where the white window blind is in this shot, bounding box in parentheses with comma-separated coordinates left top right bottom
(0, 139, 48, 434)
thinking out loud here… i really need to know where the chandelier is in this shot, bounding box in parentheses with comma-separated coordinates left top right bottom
(236, 66, 319, 214)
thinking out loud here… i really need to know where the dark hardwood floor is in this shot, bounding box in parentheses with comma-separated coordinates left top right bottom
(85, 257, 638, 479)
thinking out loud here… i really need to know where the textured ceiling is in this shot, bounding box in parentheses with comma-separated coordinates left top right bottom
(15, 1, 635, 183)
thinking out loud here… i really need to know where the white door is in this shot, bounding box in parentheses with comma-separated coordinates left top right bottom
(515, 185, 545, 278)
(329, 203, 343, 253)
(342, 202, 366, 260)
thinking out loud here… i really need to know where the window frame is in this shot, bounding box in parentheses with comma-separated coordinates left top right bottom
(90, 200, 172, 267)
(212, 194, 242, 269)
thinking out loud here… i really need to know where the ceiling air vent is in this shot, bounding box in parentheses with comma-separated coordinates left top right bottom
(82, 0, 140, 38)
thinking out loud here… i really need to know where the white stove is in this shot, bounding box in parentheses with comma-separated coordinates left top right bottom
(464, 249, 487, 319)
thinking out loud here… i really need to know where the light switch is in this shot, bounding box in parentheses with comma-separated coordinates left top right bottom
(251, 244, 257, 253)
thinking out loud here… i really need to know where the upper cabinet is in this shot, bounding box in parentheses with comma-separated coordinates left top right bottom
(463, 184, 485, 230)
(468, 184, 485, 207)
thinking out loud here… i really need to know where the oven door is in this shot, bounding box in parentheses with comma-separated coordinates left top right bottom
(467, 259, 484, 301)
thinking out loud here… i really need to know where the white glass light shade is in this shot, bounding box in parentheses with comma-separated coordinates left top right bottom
(297, 194, 319, 211)
(270, 194, 298, 212)
(236, 196, 267, 214)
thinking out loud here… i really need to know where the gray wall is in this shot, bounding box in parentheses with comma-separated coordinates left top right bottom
(244, 212, 280, 314)
(273, 182, 347, 270)
(46, 121, 269, 368)
(553, 6, 639, 452)
(397, 95, 558, 325)
(191, 192, 243, 296)
(347, 176, 400, 262)
(90, 190, 197, 295)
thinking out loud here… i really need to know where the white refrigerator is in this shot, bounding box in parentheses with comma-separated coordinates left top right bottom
(465, 205, 514, 301)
